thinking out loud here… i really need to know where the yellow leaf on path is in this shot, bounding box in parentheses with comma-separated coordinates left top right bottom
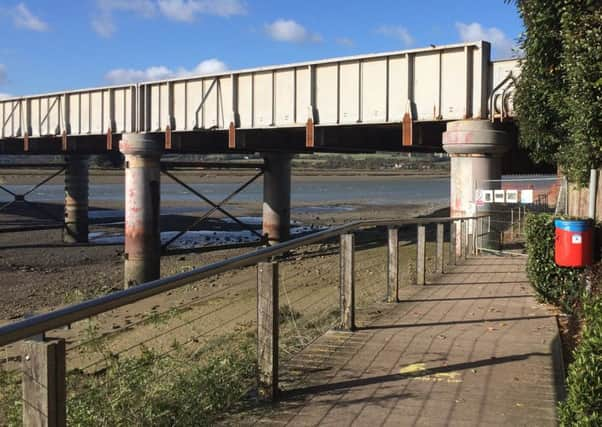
(399, 363, 426, 375)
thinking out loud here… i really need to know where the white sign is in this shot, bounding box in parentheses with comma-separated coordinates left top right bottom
(482, 190, 493, 203)
(521, 189, 534, 204)
(506, 190, 518, 204)
(572, 235, 582, 245)
(494, 190, 505, 203)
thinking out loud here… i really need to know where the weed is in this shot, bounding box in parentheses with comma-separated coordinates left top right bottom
(0, 368, 21, 426)
(81, 320, 107, 356)
(67, 332, 256, 426)
(279, 305, 302, 325)
(63, 288, 87, 305)
(143, 306, 188, 327)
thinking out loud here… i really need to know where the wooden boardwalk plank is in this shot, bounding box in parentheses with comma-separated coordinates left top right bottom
(247, 256, 564, 427)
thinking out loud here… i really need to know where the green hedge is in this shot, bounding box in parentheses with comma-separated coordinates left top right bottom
(524, 213, 602, 424)
(524, 213, 585, 314)
(559, 294, 602, 426)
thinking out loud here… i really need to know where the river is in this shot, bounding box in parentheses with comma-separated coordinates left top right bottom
(0, 176, 451, 207)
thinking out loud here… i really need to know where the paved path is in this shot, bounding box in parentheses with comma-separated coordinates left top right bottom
(252, 256, 564, 426)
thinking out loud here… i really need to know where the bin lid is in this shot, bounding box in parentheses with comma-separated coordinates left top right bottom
(555, 219, 592, 232)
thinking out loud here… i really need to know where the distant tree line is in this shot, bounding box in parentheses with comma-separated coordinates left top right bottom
(294, 155, 449, 171)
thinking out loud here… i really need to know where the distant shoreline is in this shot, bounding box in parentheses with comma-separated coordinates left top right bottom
(0, 167, 449, 185)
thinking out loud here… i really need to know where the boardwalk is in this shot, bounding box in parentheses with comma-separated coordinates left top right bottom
(250, 256, 564, 426)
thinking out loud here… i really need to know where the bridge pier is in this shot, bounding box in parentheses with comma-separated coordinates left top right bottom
(120, 134, 163, 288)
(443, 120, 509, 256)
(262, 153, 292, 245)
(63, 155, 89, 243)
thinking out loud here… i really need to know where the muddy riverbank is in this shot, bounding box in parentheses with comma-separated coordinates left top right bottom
(0, 169, 449, 320)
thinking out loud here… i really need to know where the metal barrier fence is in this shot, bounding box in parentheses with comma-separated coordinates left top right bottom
(476, 176, 563, 250)
(0, 214, 487, 426)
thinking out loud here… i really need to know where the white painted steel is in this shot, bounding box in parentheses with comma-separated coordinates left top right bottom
(491, 59, 521, 89)
(0, 41, 519, 140)
(1, 85, 136, 139)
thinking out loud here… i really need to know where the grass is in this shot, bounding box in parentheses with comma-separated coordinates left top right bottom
(142, 306, 191, 327)
(1, 328, 257, 427)
(0, 296, 345, 427)
(68, 341, 256, 426)
(0, 369, 21, 426)
(0, 241, 441, 426)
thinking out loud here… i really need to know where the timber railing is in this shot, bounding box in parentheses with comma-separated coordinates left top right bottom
(0, 214, 489, 426)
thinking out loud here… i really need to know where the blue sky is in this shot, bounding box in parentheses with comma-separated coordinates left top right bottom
(0, 0, 523, 98)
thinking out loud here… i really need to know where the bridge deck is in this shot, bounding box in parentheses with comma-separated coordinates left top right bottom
(246, 256, 563, 426)
(0, 41, 518, 155)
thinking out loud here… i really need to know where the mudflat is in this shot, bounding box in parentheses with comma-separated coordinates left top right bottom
(0, 170, 448, 322)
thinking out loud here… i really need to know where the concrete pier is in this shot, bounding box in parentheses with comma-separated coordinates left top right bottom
(119, 134, 163, 287)
(63, 155, 89, 243)
(443, 120, 509, 255)
(262, 153, 292, 244)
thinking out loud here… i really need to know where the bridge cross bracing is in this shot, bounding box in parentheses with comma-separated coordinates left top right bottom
(0, 41, 518, 154)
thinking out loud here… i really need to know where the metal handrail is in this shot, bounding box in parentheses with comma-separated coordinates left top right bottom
(0, 215, 485, 347)
(488, 72, 517, 122)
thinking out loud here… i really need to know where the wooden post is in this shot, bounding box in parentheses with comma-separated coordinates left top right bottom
(473, 219, 478, 255)
(476, 217, 481, 254)
(468, 218, 474, 256)
(436, 223, 444, 274)
(387, 227, 399, 303)
(449, 221, 457, 265)
(22, 338, 66, 427)
(340, 233, 355, 330)
(461, 220, 467, 260)
(416, 225, 426, 285)
(257, 262, 279, 401)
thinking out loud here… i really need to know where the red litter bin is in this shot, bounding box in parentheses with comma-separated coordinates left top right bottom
(554, 219, 593, 267)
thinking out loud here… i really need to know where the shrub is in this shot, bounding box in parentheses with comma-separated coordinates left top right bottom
(559, 294, 602, 426)
(524, 213, 585, 314)
(510, 0, 602, 185)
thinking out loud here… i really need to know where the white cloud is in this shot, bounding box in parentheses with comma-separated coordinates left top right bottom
(265, 19, 322, 43)
(188, 58, 228, 74)
(91, 14, 116, 38)
(0, 64, 7, 86)
(157, 0, 200, 21)
(12, 3, 48, 31)
(96, 0, 157, 16)
(105, 58, 228, 84)
(336, 37, 354, 47)
(376, 25, 414, 47)
(106, 66, 172, 83)
(92, 0, 157, 37)
(158, 0, 245, 22)
(93, 0, 245, 36)
(456, 22, 516, 59)
(0, 93, 12, 100)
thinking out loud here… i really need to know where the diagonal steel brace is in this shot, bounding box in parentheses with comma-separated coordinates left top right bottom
(0, 167, 66, 223)
(160, 169, 265, 250)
